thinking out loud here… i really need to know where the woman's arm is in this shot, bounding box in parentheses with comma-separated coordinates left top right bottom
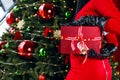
(93, 0, 120, 35)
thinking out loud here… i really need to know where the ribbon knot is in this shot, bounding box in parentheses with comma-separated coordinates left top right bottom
(71, 27, 89, 55)
(70, 26, 89, 64)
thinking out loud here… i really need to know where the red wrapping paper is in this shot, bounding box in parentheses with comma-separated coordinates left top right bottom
(60, 26, 102, 54)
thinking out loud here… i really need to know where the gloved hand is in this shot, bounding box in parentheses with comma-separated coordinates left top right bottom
(87, 49, 100, 58)
(61, 15, 107, 30)
(87, 43, 117, 59)
(100, 43, 118, 57)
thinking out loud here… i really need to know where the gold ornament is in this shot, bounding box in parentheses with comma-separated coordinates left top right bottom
(17, 20, 25, 29)
(53, 30, 61, 38)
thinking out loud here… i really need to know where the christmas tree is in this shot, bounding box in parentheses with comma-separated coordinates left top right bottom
(0, 0, 120, 80)
(0, 0, 76, 80)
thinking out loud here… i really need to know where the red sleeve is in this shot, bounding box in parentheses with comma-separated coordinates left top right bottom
(106, 33, 118, 47)
(113, 0, 120, 11)
(93, 0, 120, 18)
(92, 0, 120, 35)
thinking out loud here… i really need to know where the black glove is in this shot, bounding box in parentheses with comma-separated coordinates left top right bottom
(61, 15, 107, 30)
(87, 49, 100, 58)
(83, 15, 107, 29)
(87, 43, 118, 59)
(100, 43, 118, 56)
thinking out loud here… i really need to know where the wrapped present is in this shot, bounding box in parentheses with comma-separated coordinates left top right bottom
(60, 26, 102, 54)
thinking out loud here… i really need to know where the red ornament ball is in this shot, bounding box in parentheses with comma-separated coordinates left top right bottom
(9, 27, 15, 35)
(39, 74, 46, 80)
(43, 27, 53, 37)
(15, 18, 19, 22)
(6, 12, 15, 25)
(0, 41, 7, 50)
(14, 31, 23, 40)
(38, 3, 55, 20)
(18, 40, 35, 58)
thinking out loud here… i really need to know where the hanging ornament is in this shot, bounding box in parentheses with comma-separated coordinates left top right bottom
(0, 41, 7, 50)
(113, 61, 119, 68)
(39, 48, 46, 57)
(18, 40, 35, 58)
(34, 6, 38, 11)
(6, 12, 15, 25)
(0, 41, 7, 55)
(14, 31, 23, 40)
(33, 6, 38, 14)
(65, 11, 71, 18)
(15, 18, 19, 22)
(26, 26, 31, 32)
(17, 20, 25, 29)
(9, 27, 15, 35)
(39, 73, 46, 80)
(38, 3, 56, 20)
(15, 70, 21, 75)
(5, 42, 9, 49)
(43, 27, 53, 37)
(53, 30, 60, 38)
(0, 50, 3, 54)
(13, 6, 20, 13)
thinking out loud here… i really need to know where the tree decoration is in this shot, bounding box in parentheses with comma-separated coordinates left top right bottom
(0, 41, 7, 55)
(38, 3, 56, 20)
(0, 41, 7, 50)
(33, 6, 38, 13)
(53, 30, 60, 38)
(39, 48, 46, 57)
(15, 18, 19, 23)
(18, 40, 35, 58)
(34, 6, 38, 11)
(39, 73, 46, 80)
(6, 12, 15, 25)
(26, 26, 31, 32)
(113, 61, 119, 69)
(65, 11, 71, 18)
(9, 27, 23, 40)
(14, 31, 23, 40)
(0, 50, 3, 54)
(114, 62, 119, 66)
(43, 27, 53, 37)
(116, 71, 120, 76)
(5, 42, 10, 49)
(17, 20, 25, 29)
(13, 6, 20, 13)
(9, 27, 15, 35)
(15, 70, 21, 75)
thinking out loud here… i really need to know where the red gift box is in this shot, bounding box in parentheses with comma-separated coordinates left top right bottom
(60, 26, 102, 54)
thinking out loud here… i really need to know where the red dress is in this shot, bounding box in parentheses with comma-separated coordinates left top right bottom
(66, 0, 120, 80)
